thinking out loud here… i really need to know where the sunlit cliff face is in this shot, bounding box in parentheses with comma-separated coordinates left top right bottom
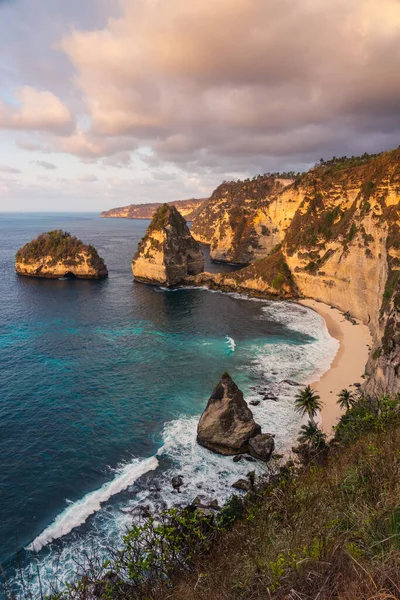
(1, 0, 400, 209)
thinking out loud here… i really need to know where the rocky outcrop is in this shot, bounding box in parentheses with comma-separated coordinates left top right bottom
(191, 176, 294, 264)
(187, 250, 298, 299)
(132, 204, 204, 286)
(248, 434, 275, 462)
(101, 198, 208, 221)
(190, 150, 400, 395)
(197, 373, 261, 455)
(15, 230, 108, 279)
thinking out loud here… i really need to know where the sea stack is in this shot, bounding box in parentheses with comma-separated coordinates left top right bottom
(15, 230, 108, 279)
(132, 203, 205, 286)
(197, 373, 262, 455)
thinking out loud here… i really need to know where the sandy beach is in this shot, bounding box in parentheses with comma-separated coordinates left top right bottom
(299, 299, 372, 435)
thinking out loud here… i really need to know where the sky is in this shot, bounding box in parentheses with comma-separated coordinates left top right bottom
(1, 0, 400, 212)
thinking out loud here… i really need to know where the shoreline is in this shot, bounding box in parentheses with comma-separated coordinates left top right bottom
(299, 299, 372, 435)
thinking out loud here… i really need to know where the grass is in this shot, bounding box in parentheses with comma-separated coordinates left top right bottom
(166, 397, 400, 600)
(5, 396, 399, 600)
(228, 250, 296, 296)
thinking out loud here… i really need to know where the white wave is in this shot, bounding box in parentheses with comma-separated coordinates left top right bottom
(27, 456, 159, 552)
(225, 335, 236, 352)
(13, 296, 340, 599)
(259, 300, 339, 384)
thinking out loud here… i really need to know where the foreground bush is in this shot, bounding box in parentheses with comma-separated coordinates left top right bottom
(3, 396, 400, 599)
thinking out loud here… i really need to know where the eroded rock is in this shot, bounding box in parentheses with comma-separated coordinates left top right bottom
(248, 434, 275, 462)
(132, 204, 204, 286)
(15, 230, 108, 280)
(197, 373, 261, 455)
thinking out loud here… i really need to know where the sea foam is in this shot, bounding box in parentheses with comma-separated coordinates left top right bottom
(14, 296, 339, 599)
(27, 456, 158, 552)
(225, 335, 236, 352)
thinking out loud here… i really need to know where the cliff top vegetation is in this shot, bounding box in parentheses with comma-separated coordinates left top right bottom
(15, 230, 106, 270)
(133, 204, 197, 261)
(8, 392, 399, 600)
(229, 249, 297, 296)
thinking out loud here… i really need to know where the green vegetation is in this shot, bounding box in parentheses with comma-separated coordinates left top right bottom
(297, 419, 327, 449)
(14, 393, 399, 600)
(134, 204, 188, 259)
(191, 175, 286, 253)
(337, 388, 356, 411)
(334, 394, 400, 444)
(294, 385, 322, 421)
(229, 250, 295, 297)
(315, 151, 385, 172)
(15, 230, 106, 271)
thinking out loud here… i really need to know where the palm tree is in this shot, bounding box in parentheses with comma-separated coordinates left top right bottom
(337, 388, 355, 411)
(294, 385, 323, 422)
(297, 420, 327, 449)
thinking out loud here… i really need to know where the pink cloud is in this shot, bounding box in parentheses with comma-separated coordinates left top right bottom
(54, 0, 400, 167)
(33, 160, 57, 170)
(0, 86, 72, 133)
(0, 164, 21, 174)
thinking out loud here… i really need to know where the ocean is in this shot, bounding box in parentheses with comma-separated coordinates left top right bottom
(0, 212, 338, 596)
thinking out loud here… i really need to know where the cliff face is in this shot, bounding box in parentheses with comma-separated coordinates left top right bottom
(15, 231, 108, 279)
(132, 204, 205, 286)
(101, 198, 208, 221)
(191, 176, 293, 263)
(191, 150, 400, 394)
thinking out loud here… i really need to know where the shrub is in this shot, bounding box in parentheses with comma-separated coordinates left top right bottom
(15, 230, 106, 271)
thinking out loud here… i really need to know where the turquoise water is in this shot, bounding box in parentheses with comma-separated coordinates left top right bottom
(0, 213, 338, 597)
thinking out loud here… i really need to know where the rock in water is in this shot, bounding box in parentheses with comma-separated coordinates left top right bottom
(171, 475, 184, 492)
(248, 434, 275, 462)
(197, 373, 261, 455)
(15, 230, 108, 279)
(132, 203, 204, 286)
(231, 479, 250, 491)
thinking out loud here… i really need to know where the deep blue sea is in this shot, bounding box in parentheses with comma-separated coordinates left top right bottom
(0, 212, 338, 597)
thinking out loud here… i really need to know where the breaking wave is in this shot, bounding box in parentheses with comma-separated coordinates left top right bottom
(27, 456, 159, 552)
(9, 296, 338, 598)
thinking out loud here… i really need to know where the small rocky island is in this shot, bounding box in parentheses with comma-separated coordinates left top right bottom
(132, 203, 205, 286)
(197, 373, 275, 461)
(15, 230, 108, 279)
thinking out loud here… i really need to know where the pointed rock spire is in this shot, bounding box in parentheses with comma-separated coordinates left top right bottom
(197, 373, 261, 455)
(132, 203, 204, 286)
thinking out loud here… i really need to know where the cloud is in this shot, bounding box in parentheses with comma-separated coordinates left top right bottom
(0, 164, 21, 174)
(55, 0, 400, 170)
(0, 86, 72, 133)
(2, 0, 400, 193)
(77, 173, 98, 182)
(33, 160, 57, 170)
(16, 139, 47, 152)
(53, 127, 136, 158)
(102, 151, 132, 167)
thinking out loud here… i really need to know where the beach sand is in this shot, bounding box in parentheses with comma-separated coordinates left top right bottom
(299, 299, 372, 435)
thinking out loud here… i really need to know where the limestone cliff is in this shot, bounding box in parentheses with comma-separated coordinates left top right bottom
(15, 230, 108, 279)
(191, 176, 294, 263)
(190, 150, 400, 395)
(132, 203, 204, 286)
(101, 198, 208, 221)
(189, 250, 297, 300)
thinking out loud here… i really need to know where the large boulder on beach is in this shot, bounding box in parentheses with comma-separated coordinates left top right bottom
(132, 204, 204, 286)
(197, 373, 261, 455)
